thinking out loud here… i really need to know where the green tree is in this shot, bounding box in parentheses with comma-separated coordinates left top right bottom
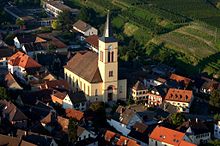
(51, 20, 61, 30)
(57, 10, 75, 31)
(68, 118, 78, 143)
(77, 7, 90, 22)
(170, 113, 185, 127)
(0, 87, 9, 100)
(214, 113, 220, 121)
(207, 140, 220, 146)
(16, 18, 25, 29)
(209, 90, 220, 108)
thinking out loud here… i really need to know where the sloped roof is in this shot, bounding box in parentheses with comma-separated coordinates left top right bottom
(73, 20, 92, 32)
(65, 108, 84, 121)
(0, 134, 21, 146)
(40, 80, 69, 91)
(46, 0, 79, 13)
(85, 35, 99, 49)
(57, 116, 69, 133)
(0, 100, 28, 122)
(8, 51, 41, 68)
(64, 51, 102, 83)
(77, 126, 86, 137)
(5, 72, 23, 90)
(52, 90, 67, 100)
(165, 88, 193, 103)
(149, 126, 185, 145)
(170, 74, 191, 87)
(132, 80, 147, 90)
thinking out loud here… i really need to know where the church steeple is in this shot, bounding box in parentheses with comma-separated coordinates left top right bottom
(103, 10, 112, 38)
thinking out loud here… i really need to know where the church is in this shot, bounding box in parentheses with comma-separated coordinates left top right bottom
(64, 12, 127, 102)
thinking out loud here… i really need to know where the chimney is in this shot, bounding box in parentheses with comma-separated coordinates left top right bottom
(124, 139, 128, 145)
(24, 131, 27, 136)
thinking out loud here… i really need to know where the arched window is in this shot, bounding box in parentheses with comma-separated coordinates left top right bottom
(95, 89, 98, 96)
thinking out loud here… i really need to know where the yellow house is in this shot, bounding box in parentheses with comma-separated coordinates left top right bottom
(64, 12, 127, 102)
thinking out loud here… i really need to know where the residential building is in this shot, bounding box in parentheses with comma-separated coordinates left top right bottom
(73, 20, 98, 37)
(65, 108, 84, 123)
(169, 73, 191, 89)
(0, 100, 28, 128)
(8, 51, 42, 78)
(77, 126, 97, 142)
(40, 79, 69, 91)
(4, 72, 23, 90)
(131, 80, 148, 102)
(147, 85, 167, 107)
(64, 12, 127, 102)
(0, 40, 14, 67)
(51, 90, 87, 111)
(103, 130, 140, 146)
(43, 0, 79, 17)
(177, 119, 211, 145)
(164, 88, 194, 113)
(149, 126, 197, 146)
(214, 120, 220, 139)
(0, 134, 37, 146)
(85, 35, 99, 53)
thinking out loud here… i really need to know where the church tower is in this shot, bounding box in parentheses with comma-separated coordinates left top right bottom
(98, 11, 118, 102)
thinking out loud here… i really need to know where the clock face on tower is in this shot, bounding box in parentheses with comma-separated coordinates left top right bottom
(108, 45, 113, 51)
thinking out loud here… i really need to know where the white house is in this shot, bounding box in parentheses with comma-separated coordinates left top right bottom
(107, 106, 142, 136)
(73, 20, 98, 37)
(8, 51, 42, 78)
(214, 121, 220, 139)
(43, 0, 79, 17)
(164, 88, 194, 113)
(77, 126, 98, 146)
(51, 91, 87, 111)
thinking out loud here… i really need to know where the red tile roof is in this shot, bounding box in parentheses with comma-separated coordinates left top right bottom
(104, 130, 116, 142)
(40, 80, 69, 90)
(65, 108, 84, 121)
(85, 35, 99, 49)
(179, 140, 197, 146)
(165, 88, 193, 103)
(149, 126, 185, 146)
(170, 74, 191, 87)
(8, 51, 41, 68)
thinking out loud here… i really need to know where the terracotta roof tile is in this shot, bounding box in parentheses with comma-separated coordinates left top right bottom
(149, 126, 185, 145)
(73, 20, 92, 32)
(40, 80, 69, 90)
(65, 108, 84, 121)
(64, 51, 102, 83)
(170, 74, 191, 87)
(104, 130, 116, 142)
(85, 35, 99, 49)
(165, 88, 193, 103)
(133, 80, 147, 90)
(8, 51, 41, 68)
(52, 90, 67, 100)
(179, 140, 197, 146)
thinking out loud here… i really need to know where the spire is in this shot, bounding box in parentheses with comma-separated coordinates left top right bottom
(103, 10, 112, 38)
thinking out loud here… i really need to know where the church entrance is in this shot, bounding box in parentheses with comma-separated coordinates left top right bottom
(107, 86, 113, 101)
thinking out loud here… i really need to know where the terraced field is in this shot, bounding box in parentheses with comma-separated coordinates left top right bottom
(153, 23, 220, 63)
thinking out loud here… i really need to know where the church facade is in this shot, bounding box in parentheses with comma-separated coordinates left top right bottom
(64, 12, 127, 102)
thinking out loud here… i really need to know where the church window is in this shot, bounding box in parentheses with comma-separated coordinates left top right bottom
(111, 52, 114, 62)
(100, 51, 103, 62)
(95, 89, 98, 96)
(88, 86, 90, 95)
(108, 51, 111, 62)
(109, 71, 113, 77)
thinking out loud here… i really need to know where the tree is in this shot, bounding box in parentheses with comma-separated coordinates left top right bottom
(77, 7, 90, 22)
(16, 18, 25, 29)
(68, 118, 78, 143)
(214, 113, 220, 121)
(0, 87, 9, 100)
(57, 10, 75, 31)
(209, 89, 220, 108)
(207, 140, 220, 146)
(170, 113, 185, 127)
(51, 20, 61, 30)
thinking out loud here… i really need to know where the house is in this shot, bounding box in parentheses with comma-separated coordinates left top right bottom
(65, 108, 84, 123)
(131, 80, 148, 103)
(16, 129, 58, 146)
(37, 33, 68, 52)
(145, 76, 166, 88)
(85, 35, 99, 53)
(76, 126, 97, 143)
(152, 64, 175, 77)
(0, 40, 14, 67)
(107, 106, 144, 136)
(149, 126, 197, 146)
(73, 20, 98, 37)
(40, 79, 69, 91)
(169, 73, 191, 89)
(51, 90, 87, 111)
(214, 120, 220, 139)
(8, 51, 42, 78)
(0, 100, 28, 128)
(177, 119, 211, 145)
(147, 85, 167, 107)
(164, 88, 194, 113)
(43, 0, 79, 17)
(64, 12, 127, 102)
(195, 77, 220, 94)
(0, 134, 37, 146)
(4, 72, 23, 90)
(103, 130, 140, 146)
